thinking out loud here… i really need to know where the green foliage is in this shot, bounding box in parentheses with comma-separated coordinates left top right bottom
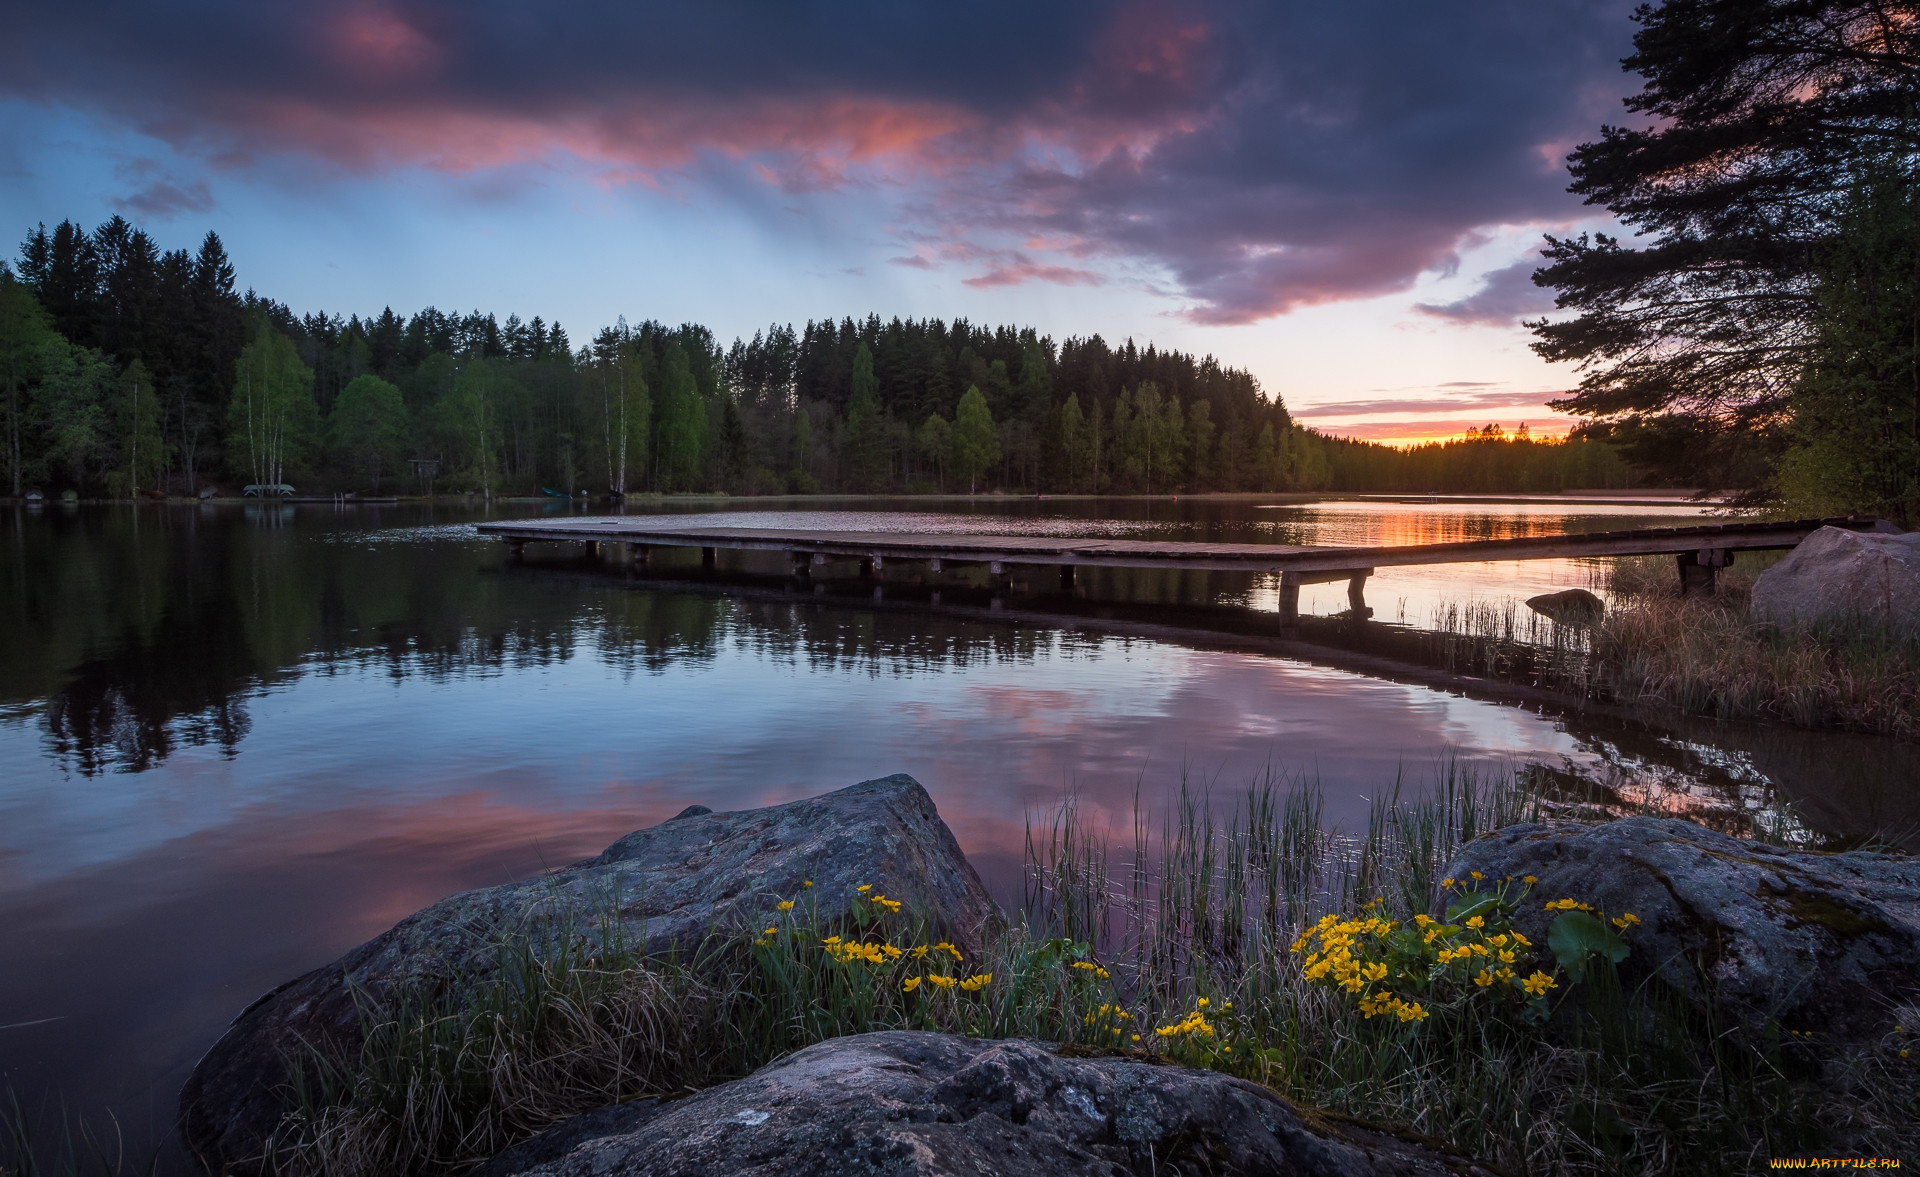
(228, 321, 318, 488)
(104, 360, 168, 498)
(328, 374, 409, 492)
(653, 343, 705, 492)
(1775, 170, 1920, 525)
(1531, 0, 1920, 485)
(951, 385, 998, 493)
(1544, 908, 1632, 985)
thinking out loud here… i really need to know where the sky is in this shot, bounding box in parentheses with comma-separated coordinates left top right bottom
(0, 0, 1644, 444)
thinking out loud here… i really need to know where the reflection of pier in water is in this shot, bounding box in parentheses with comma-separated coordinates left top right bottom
(478, 515, 1894, 619)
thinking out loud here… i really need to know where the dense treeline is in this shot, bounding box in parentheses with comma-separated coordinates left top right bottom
(1302, 425, 1637, 494)
(1, 216, 1633, 499)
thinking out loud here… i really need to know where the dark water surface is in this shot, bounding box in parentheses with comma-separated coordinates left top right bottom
(2, 497, 1915, 1165)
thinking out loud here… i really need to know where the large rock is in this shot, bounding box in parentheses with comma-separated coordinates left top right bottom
(1750, 524, 1920, 627)
(1525, 588, 1604, 627)
(180, 774, 1001, 1174)
(474, 1031, 1495, 1177)
(1446, 817, 1920, 1039)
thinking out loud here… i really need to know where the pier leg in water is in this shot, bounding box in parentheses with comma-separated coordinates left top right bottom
(1059, 564, 1076, 590)
(1279, 571, 1301, 628)
(1677, 548, 1731, 595)
(860, 557, 875, 580)
(790, 552, 812, 581)
(701, 546, 716, 571)
(1347, 572, 1373, 619)
(581, 540, 598, 561)
(505, 539, 525, 561)
(626, 543, 649, 569)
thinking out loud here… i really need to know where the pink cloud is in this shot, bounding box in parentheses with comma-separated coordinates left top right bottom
(962, 259, 1107, 288)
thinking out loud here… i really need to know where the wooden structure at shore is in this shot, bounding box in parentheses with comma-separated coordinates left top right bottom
(476, 515, 1894, 621)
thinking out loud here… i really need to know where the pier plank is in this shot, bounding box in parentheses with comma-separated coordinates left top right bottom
(475, 515, 1890, 576)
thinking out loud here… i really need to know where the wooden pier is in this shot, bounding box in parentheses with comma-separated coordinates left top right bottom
(475, 515, 1894, 621)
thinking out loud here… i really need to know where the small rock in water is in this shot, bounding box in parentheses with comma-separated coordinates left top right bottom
(180, 774, 1002, 1175)
(1446, 817, 1920, 1041)
(473, 1031, 1498, 1177)
(1751, 524, 1920, 628)
(1524, 587, 1604, 627)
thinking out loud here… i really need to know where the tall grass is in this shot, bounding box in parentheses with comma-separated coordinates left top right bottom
(1425, 555, 1920, 738)
(233, 763, 1915, 1176)
(0, 1088, 155, 1177)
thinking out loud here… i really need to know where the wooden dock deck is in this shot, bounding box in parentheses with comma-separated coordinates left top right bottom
(475, 514, 1893, 620)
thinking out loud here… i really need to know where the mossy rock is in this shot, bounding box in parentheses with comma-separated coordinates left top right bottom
(1446, 817, 1920, 1042)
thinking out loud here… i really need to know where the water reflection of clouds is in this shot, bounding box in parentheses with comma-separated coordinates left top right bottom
(0, 622, 1601, 892)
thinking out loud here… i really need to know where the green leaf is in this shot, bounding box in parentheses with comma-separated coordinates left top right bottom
(1547, 911, 1629, 983)
(1444, 893, 1500, 923)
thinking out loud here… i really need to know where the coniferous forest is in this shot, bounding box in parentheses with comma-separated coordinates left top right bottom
(0, 217, 1635, 500)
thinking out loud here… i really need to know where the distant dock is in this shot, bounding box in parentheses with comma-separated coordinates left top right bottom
(475, 515, 1891, 620)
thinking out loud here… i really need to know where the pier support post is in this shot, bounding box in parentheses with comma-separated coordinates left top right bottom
(1678, 548, 1731, 595)
(701, 546, 717, 570)
(1347, 572, 1373, 619)
(789, 551, 812, 580)
(626, 542, 649, 568)
(1279, 571, 1301, 625)
(1059, 564, 1076, 590)
(582, 540, 598, 560)
(505, 538, 525, 561)
(860, 557, 875, 580)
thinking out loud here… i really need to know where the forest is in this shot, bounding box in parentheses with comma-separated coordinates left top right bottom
(0, 216, 1632, 500)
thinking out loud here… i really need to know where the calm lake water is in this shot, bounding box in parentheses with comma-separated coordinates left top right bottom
(3, 496, 1916, 1166)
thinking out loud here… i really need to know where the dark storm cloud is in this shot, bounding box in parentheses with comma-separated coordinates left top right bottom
(1415, 253, 1559, 326)
(0, 0, 1638, 322)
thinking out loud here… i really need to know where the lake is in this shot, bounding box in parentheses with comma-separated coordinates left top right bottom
(2, 496, 1915, 1168)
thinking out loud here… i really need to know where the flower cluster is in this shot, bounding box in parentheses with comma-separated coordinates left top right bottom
(1293, 879, 1570, 1026)
(1156, 996, 1219, 1040)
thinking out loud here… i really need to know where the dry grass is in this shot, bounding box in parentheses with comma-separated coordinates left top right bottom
(1593, 555, 1920, 738)
(1425, 554, 1920, 738)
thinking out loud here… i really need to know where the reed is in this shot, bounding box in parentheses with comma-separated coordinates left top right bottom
(1424, 556, 1920, 739)
(225, 763, 1916, 1176)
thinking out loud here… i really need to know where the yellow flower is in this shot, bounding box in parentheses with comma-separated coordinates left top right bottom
(927, 974, 956, 989)
(1488, 934, 1508, 948)
(1498, 949, 1517, 964)
(1545, 899, 1593, 912)
(1466, 915, 1485, 929)
(1522, 971, 1557, 996)
(911, 945, 929, 959)
(932, 941, 963, 961)
(764, 927, 778, 935)
(1441, 877, 1456, 889)
(1612, 912, 1641, 929)
(1473, 969, 1494, 988)
(958, 972, 993, 991)
(1523, 875, 1537, 885)
(1362, 962, 1388, 982)
(1414, 914, 1432, 928)
(803, 880, 813, 888)
(1511, 931, 1531, 947)
(856, 884, 872, 893)
(776, 900, 795, 912)
(1196, 997, 1209, 1009)
(902, 976, 921, 992)
(1131, 1033, 1141, 1043)
(1395, 1001, 1429, 1023)
(1470, 871, 1484, 881)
